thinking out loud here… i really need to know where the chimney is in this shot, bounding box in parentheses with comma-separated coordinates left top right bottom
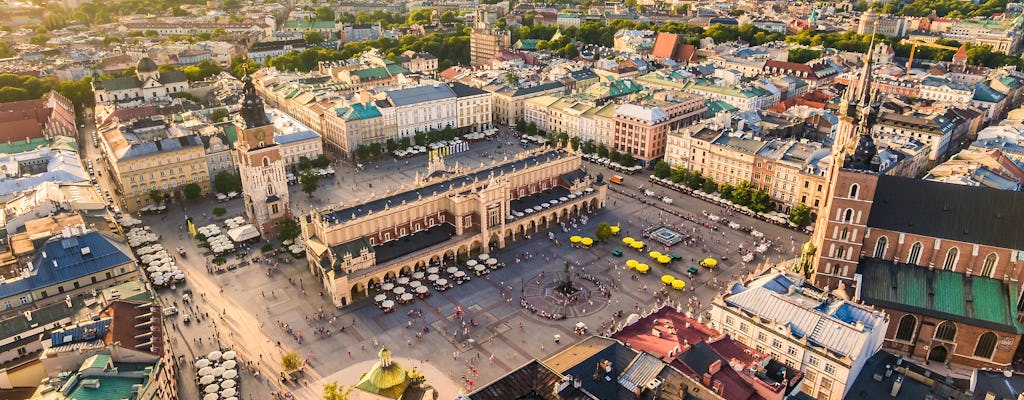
(708, 359, 722, 375)
(702, 373, 712, 387)
(712, 380, 724, 394)
(890, 375, 903, 397)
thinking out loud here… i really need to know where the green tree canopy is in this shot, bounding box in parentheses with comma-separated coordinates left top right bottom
(304, 30, 325, 45)
(182, 183, 202, 200)
(595, 222, 613, 242)
(278, 218, 302, 242)
(315, 6, 335, 21)
(213, 171, 242, 193)
(789, 204, 813, 228)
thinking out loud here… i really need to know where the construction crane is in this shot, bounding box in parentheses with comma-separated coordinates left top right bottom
(901, 39, 962, 71)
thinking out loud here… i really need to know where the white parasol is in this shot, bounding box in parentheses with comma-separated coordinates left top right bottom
(222, 369, 237, 379)
(208, 351, 222, 361)
(374, 294, 387, 302)
(446, 267, 458, 274)
(427, 274, 439, 281)
(415, 286, 429, 294)
(381, 300, 395, 309)
(205, 383, 219, 393)
(198, 366, 213, 376)
(466, 259, 478, 267)
(195, 359, 211, 369)
(400, 293, 413, 302)
(211, 367, 225, 377)
(199, 375, 215, 385)
(222, 360, 237, 370)
(393, 287, 405, 295)
(223, 351, 236, 360)
(221, 379, 236, 388)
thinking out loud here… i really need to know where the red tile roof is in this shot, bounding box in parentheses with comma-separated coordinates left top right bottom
(651, 32, 680, 59)
(100, 300, 164, 355)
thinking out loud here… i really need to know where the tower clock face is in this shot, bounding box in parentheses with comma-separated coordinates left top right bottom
(254, 130, 265, 141)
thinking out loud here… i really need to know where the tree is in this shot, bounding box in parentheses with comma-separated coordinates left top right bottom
(183, 183, 202, 200)
(315, 6, 335, 21)
(102, 36, 123, 46)
(305, 31, 325, 45)
(620, 155, 636, 168)
(213, 171, 242, 193)
(210, 108, 229, 122)
(789, 203, 813, 228)
(312, 154, 331, 168)
(355, 144, 371, 161)
(300, 168, 321, 197)
(278, 218, 302, 242)
(595, 222, 613, 242)
(182, 60, 222, 81)
(440, 10, 458, 24)
(324, 382, 354, 400)
(596, 143, 609, 158)
(701, 179, 717, 193)
(281, 352, 303, 372)
(212, 207, 227, 217)
(298, 156, 313, 171)
(385, 138, 398, 152)
(730, 181, 753, 206)
(569, 136, 580, 151)
(653, 160, 671, 179)
(788, 48, 822, 64)
(29, 34, 51, 46)
(749, 189, 773, 213)
(407, 8, 432, 25)
(149, 190, 164, 205)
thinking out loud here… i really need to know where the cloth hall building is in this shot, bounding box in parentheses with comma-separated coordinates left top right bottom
(300, 150, 607, 307)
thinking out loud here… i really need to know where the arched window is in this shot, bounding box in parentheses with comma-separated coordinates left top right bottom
(841, 227, 849, 240)
(262, 157, 270, 167)
(981, 253, 998, 277)
(874, 236, 888, 259)
(849, 183, 859, 199)
(942, 248, 959, 271)
(843, 208, 853, 222)
(907, 242, 923, 265)
(836, 247, 846, 259)
(934, 321, 957, 341)
(895, 314, 916, 341)
(974, 332, 997, 359)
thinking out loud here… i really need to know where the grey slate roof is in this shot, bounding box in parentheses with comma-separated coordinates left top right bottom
(275, 130, 320, 145)
(449, 82, 487, 98)
(120, 135, 204, 160)
(866, 175, 1024, 250)
(324, 150, 567, 224)
(385, 84, 455, 107)
(511, 82, 565, 97)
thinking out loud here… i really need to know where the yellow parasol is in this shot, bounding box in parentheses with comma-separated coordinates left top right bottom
(625, 259, 639, 268)
(630, 241, 644, 249)
(702, 258, 718, 267)
(657, 255, 671, 264)
(610, 225, 621, 234)
(622, 237, 635, 244)
(648, 251, 662, 259)
(580, 237, 594, 246)
(569, 236, 582, 243)
(661, 275, 675, 284)
(635, 264, 650, 273)
(671, 279, 686, 290)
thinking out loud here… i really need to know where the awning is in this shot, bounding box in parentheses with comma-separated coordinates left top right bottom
(226, 225, 260, 242)
(307, 237, 328, 257)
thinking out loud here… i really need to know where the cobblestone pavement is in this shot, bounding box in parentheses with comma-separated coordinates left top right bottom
(145, 142, 808, 399)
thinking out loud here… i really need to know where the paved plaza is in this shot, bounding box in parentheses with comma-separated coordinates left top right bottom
(139, 139, 808, 400)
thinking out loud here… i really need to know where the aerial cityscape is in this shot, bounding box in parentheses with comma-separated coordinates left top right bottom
(0, 0, 1023, 399)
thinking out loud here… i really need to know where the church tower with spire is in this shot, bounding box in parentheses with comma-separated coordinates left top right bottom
(806, 24, 885, 293)
(235, 75, 290, 235)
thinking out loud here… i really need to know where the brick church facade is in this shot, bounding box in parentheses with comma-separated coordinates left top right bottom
(805, 41, 1024, 370)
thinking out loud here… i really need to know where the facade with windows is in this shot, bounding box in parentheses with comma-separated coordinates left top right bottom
(710, 271, 888, 400)
(98, 119, 211, 213)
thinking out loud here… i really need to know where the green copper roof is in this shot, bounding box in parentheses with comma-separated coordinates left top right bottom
(284, 20, 336, 30)
(514, 39, 540, 50)
(222, 124, 238, 145)
(0, 137, 49, 155)
(81, 354, 111, 371)
(859, 258, 1024, 333)
(705, 99, 737, 118)
(67, 376, 144, 400)
(355, 349, 410, 400)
